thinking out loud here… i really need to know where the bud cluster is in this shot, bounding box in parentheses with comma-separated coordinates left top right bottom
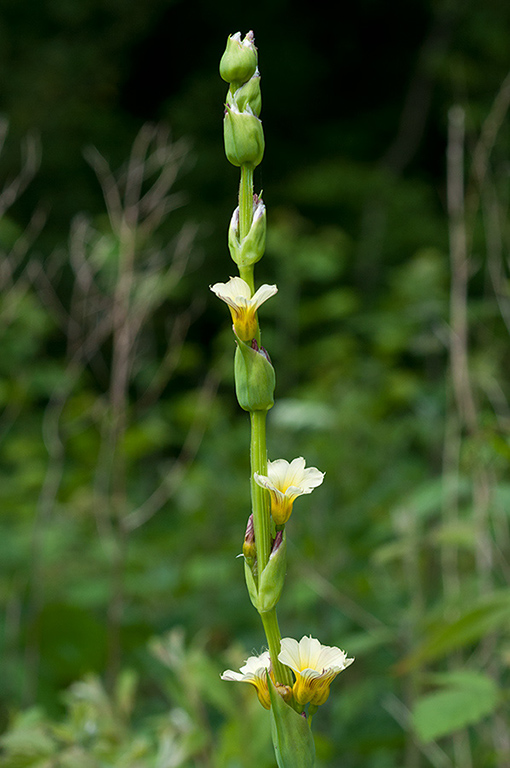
(217, 32, 271, 411)
(220, 31, 265, 169)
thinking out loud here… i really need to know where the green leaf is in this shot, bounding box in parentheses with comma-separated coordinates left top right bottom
(397, 591, 510, 673)
(412, 671, 500, 742)
(268, 675, 315, 768)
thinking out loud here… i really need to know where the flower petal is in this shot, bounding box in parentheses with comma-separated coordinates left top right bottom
(298, 635, 323, 670)
(221, 651, 272, 709)
(220, 669, 246, 682)
(267, 458, 294, 490)
(251, 283, 278, 309)
(253, 471, 272, 491)
(265, 458, 324, 496)
(301, 466, 326, 490)
(284, 484, 311, 501)
(210, 276, 252, 308)
(278, 637, 302, 672)
(240, 650, 271, 676)
(286, 457, 307, 486)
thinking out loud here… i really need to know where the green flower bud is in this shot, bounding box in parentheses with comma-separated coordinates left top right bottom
(224, 102, 265, 168)
(257, 531, 286, 613)
(233, 74, 262, 117)
(219, 31, 258, 85)
(242, 514, 256, 562)
(234, 339, 275, 412)
(228, 194, 266, 268)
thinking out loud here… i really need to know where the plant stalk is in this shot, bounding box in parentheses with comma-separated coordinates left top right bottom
(260, 608, 294, 689)
(250, 409, 271, 570)
(238, 165, 255, 292)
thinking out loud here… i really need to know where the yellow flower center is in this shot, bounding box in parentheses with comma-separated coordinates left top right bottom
(292, 669, 336, 706)
(230, 306, 257, 341)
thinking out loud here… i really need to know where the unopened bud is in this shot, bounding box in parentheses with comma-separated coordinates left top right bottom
(242, 514, 256, 560)
(219, 31, 258, 86)
(224, 102, 265, 168)
(234, 338, 275, 412)
(274, 683, 293, 703)
(228, 194, 266, 268)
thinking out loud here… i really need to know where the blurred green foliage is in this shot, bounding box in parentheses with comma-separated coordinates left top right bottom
(0, 1, 510, 766)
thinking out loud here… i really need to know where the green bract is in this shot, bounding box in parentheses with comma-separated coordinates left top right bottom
(244, 559, 259, 609)
(268, 675, 316, 768)
(258, 532, 286, 612)
(244, 532, 286, 613)
(219, 31, 258, 85)
(233, 75, 262, 116)
(228, 196, 266, 267)
(234, 339, 275, 412)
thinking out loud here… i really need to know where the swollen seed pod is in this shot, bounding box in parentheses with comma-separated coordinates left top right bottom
(234, 339, 275, 412)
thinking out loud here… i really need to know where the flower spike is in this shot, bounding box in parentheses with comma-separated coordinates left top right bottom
(254, 457, 325, 525)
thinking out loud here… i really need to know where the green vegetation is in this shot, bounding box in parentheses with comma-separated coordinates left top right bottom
(1, 2, 510, 766)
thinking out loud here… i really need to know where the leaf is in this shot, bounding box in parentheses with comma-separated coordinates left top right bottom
(342, 628, 396, 656)
(268, 675, 315, 768)
(395, 475, 471, 525)
(412, 671, 499, 742)
(396, 591, 510, 673)
(429, 520, 476, 549)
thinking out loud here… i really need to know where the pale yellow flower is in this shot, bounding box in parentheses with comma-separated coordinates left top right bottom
(254, 457, 324, 525)
(210, 276, 277, 341)
(278, 636, 354, 706)
(221, 650, 272, 709)
(221, 649, 293, 709)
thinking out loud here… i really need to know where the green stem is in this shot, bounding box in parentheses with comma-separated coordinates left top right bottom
(239, 265, 254, 293)
(239, 165, 254, 293)
(239, 165, 254, 238)
(261, 608, 294, 689)
(250, 410, 271, 570)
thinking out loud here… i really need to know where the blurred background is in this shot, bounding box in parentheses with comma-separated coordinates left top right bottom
(1, 0, 510, 766)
